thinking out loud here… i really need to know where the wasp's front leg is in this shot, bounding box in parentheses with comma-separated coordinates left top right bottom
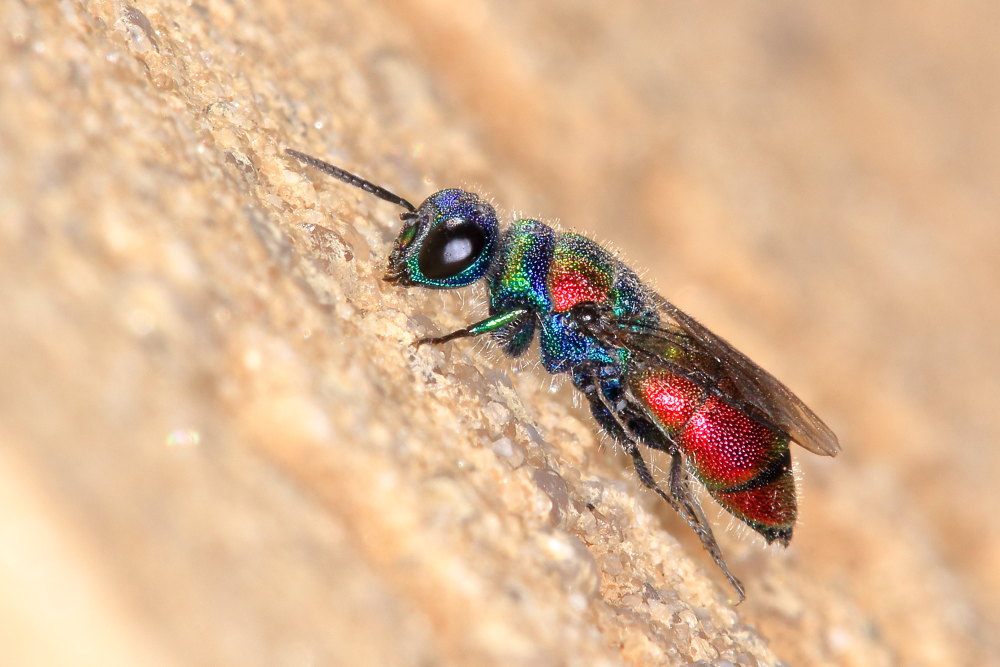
(414, 308, 530, 348)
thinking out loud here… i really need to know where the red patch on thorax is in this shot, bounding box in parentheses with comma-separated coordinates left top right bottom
(550, 269, 609, 312)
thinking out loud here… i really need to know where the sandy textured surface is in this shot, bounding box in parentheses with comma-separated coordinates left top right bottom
(2, 1, 998, 665)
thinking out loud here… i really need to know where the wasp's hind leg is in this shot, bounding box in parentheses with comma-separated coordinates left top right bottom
(577, 365, 746, 603)
(665, 450, 746, 602)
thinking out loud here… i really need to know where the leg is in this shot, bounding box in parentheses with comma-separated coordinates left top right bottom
(579, 365, 746, 603)
(665, 450, 746, 603)
(625, 444, 746, 604)
(415, 308, 530, 348)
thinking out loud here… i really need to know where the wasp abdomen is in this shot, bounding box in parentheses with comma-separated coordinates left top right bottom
(632, 369, 797, 539)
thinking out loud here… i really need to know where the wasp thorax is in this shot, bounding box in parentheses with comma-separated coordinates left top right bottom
(387, 189, 499, 288)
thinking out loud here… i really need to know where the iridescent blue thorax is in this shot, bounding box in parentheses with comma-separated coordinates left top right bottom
(486, 220, 658, 373)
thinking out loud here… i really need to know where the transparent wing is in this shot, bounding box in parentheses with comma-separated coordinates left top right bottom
(618, 293, 840, 456)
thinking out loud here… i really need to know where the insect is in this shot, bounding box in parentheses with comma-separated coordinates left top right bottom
(285, 148, 840, 602)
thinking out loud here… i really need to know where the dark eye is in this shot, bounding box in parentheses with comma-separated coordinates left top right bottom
(418, 217, 487, 279)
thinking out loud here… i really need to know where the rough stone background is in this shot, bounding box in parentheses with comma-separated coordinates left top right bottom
(2, 1, 998, 665)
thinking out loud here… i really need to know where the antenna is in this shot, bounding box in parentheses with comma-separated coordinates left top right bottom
(285, 149, 416, 212)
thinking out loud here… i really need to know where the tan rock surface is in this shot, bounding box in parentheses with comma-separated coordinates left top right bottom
(2, 1, 997, 665)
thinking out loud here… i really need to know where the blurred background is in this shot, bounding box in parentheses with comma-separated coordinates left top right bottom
(2, 0, 998, 665)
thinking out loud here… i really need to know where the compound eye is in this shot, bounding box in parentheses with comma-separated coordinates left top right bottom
(418, 217, 487, 279)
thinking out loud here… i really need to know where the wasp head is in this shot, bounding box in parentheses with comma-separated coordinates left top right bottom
(384, 189, 499, 288)
(284, 150, 499, 290)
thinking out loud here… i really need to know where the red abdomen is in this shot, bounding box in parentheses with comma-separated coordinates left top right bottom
(632, 369, 796, 542)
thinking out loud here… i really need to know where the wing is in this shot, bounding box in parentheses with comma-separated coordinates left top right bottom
(618, 292, 841, 456)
